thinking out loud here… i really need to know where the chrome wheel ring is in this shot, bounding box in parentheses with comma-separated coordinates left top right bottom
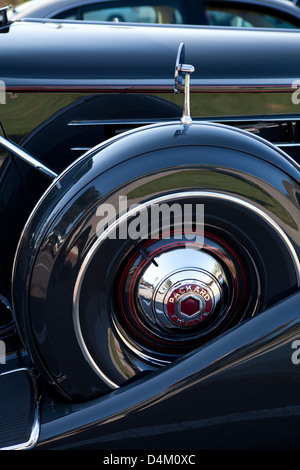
(72, 189, 300, 388)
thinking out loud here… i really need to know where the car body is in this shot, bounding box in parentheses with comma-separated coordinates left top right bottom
(0, 14, 300, 451)
(8, 0, 300, 29)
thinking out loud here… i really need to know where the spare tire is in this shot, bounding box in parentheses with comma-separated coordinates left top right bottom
(12, 122, 300, 401)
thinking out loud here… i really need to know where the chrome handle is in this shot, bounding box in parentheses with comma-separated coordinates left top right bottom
(174, 43, 195, 125)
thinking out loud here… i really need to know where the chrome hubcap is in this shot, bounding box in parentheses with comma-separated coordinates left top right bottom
(112, 227, 259, 368)
(137, 249, 229, 332)
(72, 195, 269, 387)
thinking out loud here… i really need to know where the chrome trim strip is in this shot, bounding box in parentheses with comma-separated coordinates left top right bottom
(19, 17, 300, 34)
(67, 119, 168, 126)
(0, 136, 58, 180)
(73, 191, 300, 390)
(67, 116, 300, 127)
(0, 368, 40, 450)
(277, 143, 300, 147)
(5, 83, 297, 93)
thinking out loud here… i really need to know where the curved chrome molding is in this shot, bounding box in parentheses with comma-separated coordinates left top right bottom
(73, 191, 300, 389)
(0, 368, 40, 450)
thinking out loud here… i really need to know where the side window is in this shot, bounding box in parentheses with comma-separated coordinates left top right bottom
(82, 5, 156, 22)
(53, 7, 80, 20)
(81, 2, 184, 24)
(206, 7, 299, 28)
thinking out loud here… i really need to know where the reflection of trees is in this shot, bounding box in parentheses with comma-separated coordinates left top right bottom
(55, 186, 100, 237)
(40, 186, 100, 280)
(108, 329, 136, 381)
(128, 169, 297, 228)
(18, 93, 183, 174)
(0, 151, 7, 168)
(0, 153, 9, 181)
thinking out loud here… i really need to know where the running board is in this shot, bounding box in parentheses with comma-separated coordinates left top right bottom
(0, 368, 39, 450)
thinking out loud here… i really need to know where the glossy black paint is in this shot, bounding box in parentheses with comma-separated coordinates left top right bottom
(36, 290, 300, 449)
(19, 94, 182, 174)
(0, 155, 50, 293)
(12, 122, 300, 402)
(2, 21, 300, 90)
(0, 19, 299, 450)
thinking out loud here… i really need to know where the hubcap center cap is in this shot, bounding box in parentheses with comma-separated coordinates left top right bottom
(166, 281, 214, 327)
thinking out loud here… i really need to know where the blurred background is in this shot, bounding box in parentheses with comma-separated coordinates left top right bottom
(0, 1, 26, 7)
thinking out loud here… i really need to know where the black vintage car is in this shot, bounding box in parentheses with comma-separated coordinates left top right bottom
(0, 10, 300, 451)
(8, 0, 300, 29)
